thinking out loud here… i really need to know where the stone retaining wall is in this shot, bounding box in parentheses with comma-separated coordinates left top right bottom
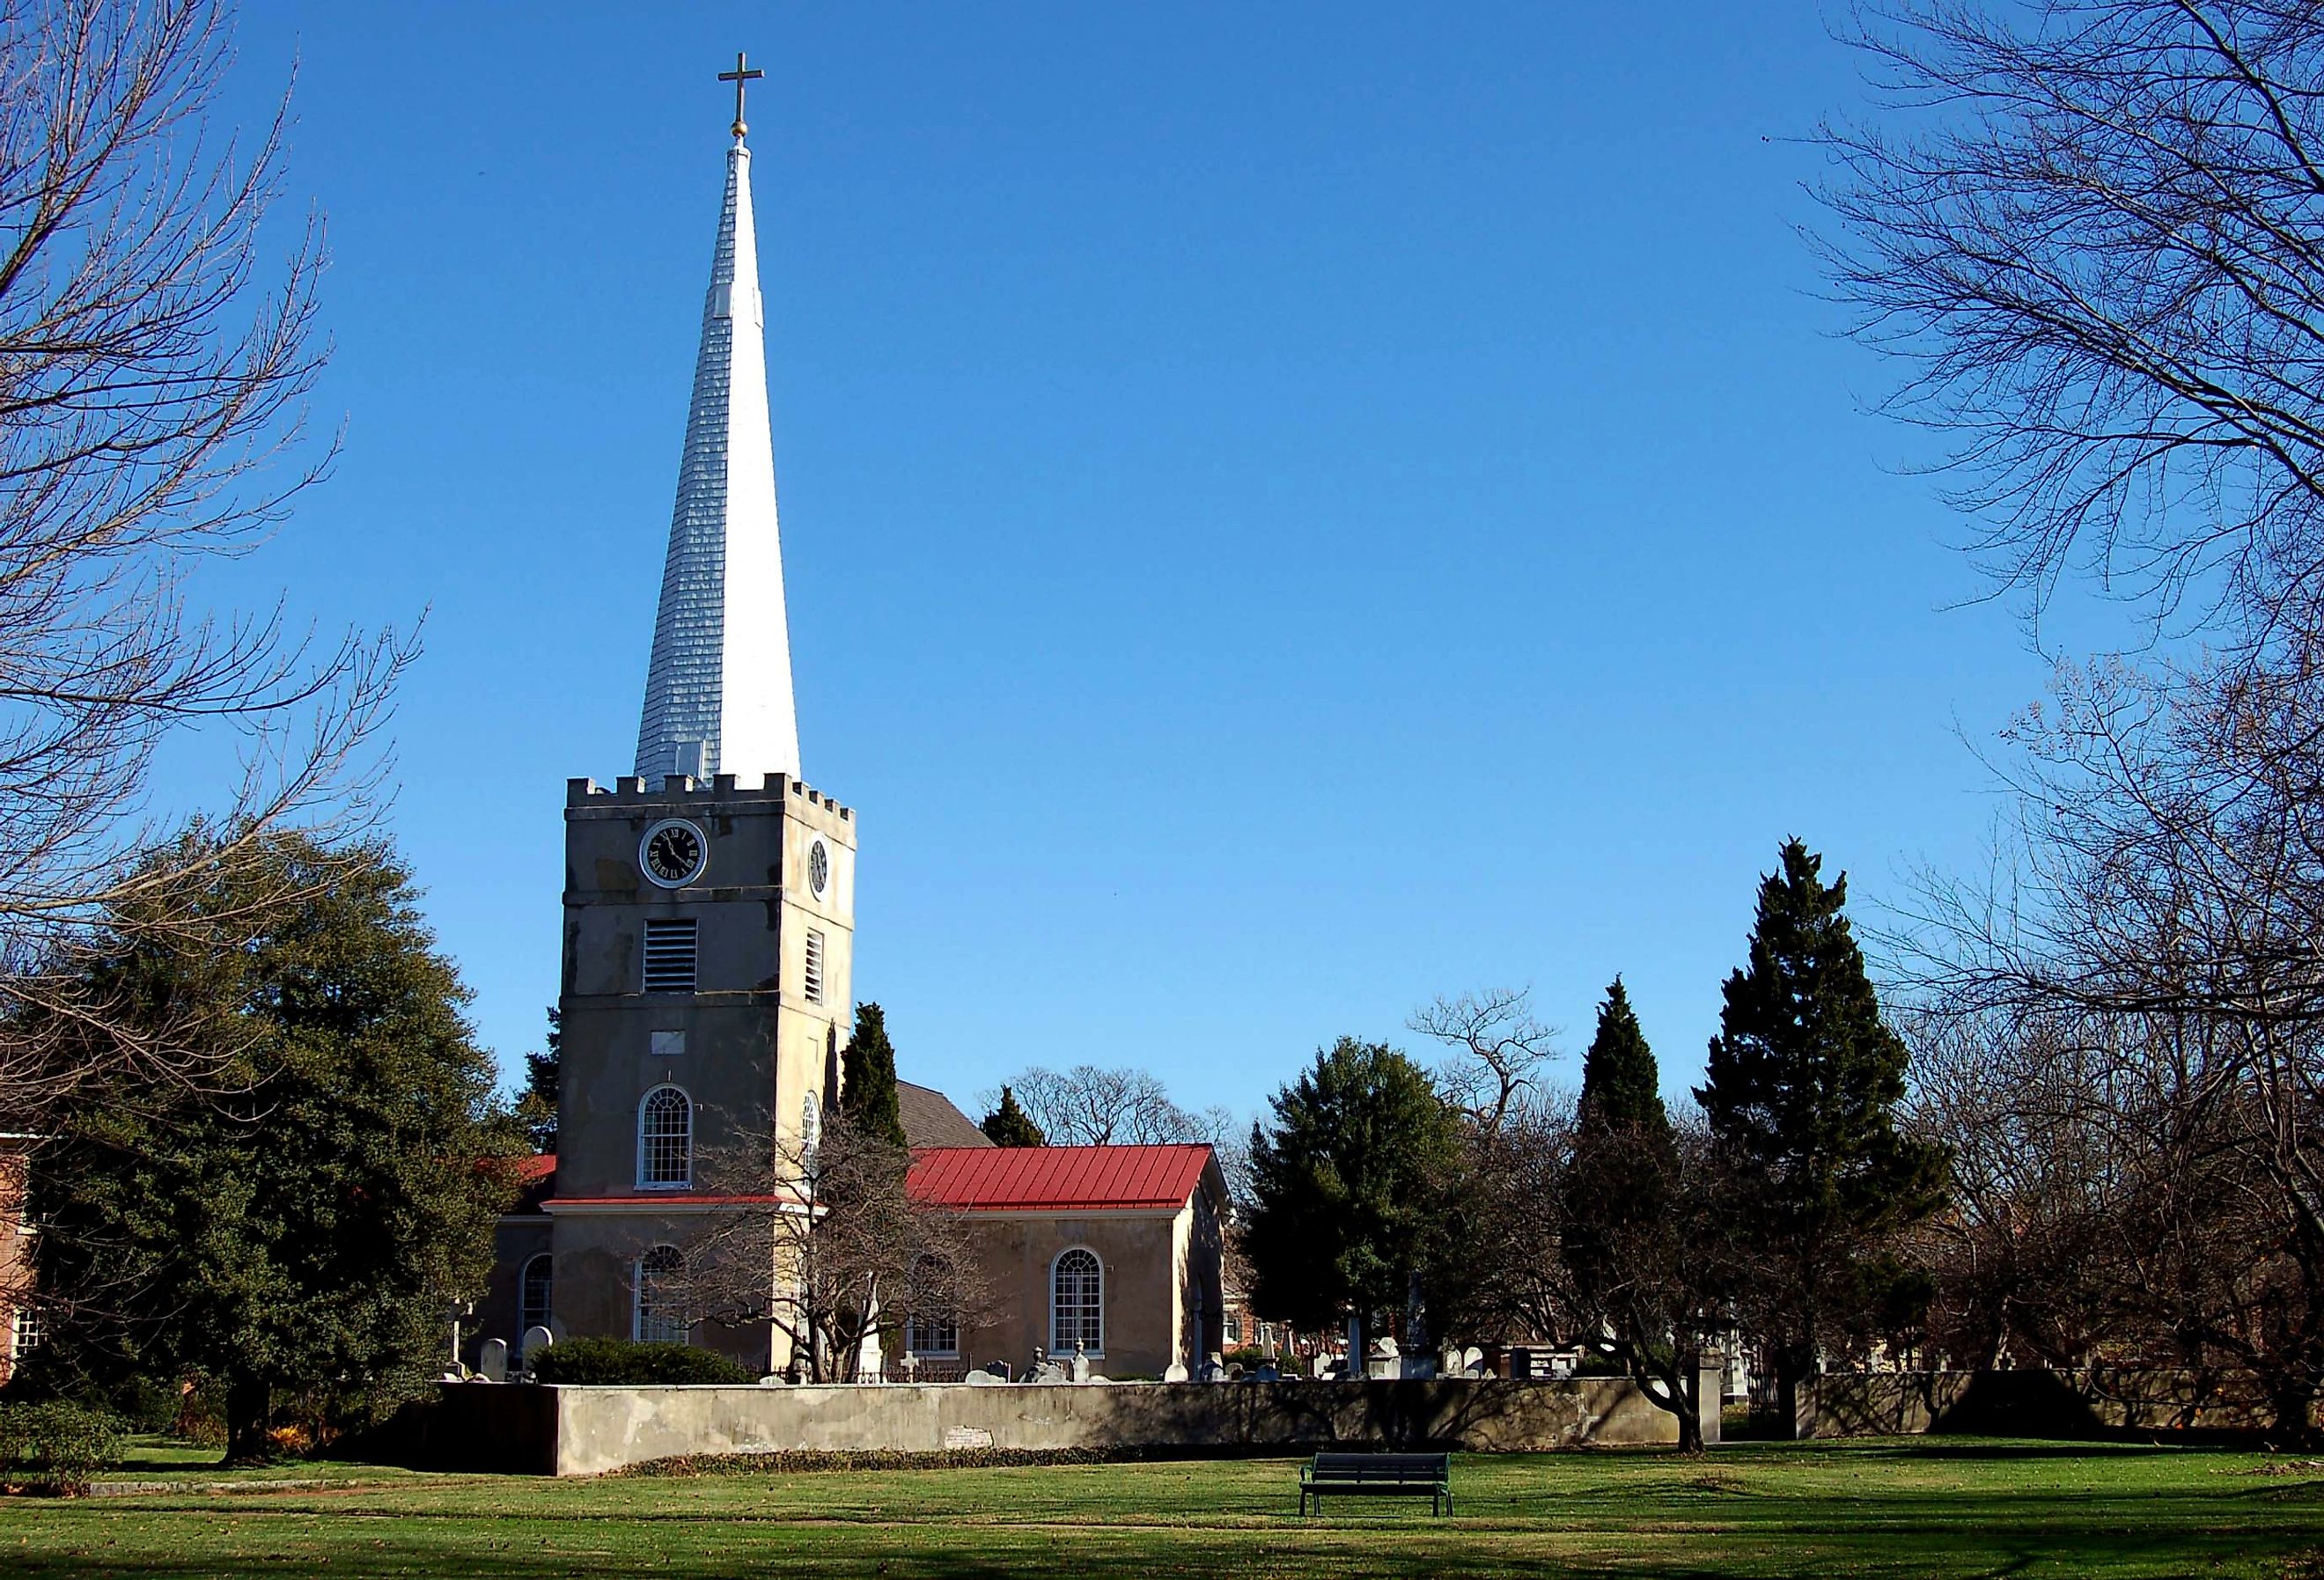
(427, 1377, 1695, 1476)
(1793, 1368, 2302, 1440)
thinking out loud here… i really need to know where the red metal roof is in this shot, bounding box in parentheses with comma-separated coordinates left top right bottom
(496, 1153, 558, 1215)
(908, 1143, 1214, 1212)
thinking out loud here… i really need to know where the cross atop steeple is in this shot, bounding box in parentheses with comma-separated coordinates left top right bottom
(718, 51, 764, 142)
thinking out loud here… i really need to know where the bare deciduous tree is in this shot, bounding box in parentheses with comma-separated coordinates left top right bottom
(0, 0, 408, 1135)
(984, 1064, 1231, 1148)
(1817, 1, 2324, 629)
(1410, 987, 1558, 1134)
(679, 1109, 991, 1383)
(1893, 642, 2324, 1433)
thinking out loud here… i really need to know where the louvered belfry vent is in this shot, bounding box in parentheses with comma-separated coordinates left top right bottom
(644, 918, 699, 993)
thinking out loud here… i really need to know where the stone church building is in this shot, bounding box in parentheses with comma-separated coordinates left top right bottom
(474, 82, 1225, 1381)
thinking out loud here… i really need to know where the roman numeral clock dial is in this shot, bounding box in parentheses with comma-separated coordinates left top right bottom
(639, 819, 708, 888)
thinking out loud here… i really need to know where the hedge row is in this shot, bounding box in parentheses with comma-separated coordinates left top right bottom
(530, 1337, 757, 1386)
(621, 1444, 1168, 1476)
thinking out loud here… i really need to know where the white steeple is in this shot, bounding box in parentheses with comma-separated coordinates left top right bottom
(635, 89, 800, 786)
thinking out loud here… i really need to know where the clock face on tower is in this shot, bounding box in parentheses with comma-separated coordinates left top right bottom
(639, 819, 708, 888)
(807, 839, 830, 899)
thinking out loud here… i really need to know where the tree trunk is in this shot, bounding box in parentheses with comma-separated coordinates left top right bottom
(2269, 1373, 2318, 1447)
(224, 1373, 273, 1465)
(1632, 1342, 1704, 1453)
(1773, 1341, 1816, 1441)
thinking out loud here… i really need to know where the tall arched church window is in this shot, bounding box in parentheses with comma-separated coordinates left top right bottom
(519, 1253, 553, 1337)
(634, 1245, 688, 1344)
(638, 1085, 692, 1189)
(1050, 1247, 1103, 1355)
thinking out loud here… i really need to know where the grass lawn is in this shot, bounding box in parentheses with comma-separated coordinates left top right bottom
(2, 1437, 2318, 1577)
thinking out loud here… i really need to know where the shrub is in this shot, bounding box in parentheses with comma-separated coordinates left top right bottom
(529, 1337, 756, 1386)
(0, 1400, 124, 1496)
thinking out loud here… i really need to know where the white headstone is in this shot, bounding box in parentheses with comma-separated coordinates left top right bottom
(1070, 1340, 1089, 1384)
(1162, 1362, 1189, 1383)
(477, 1338, 508, 1383)
(519, 1326, 553, 1369)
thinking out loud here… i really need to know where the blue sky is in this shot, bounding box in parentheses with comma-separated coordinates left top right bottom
(184, 3, 2102, 1121)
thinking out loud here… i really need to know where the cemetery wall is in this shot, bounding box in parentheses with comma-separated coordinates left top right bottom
(1793, 1368, 2306, 1440)
(434, 1377, 1689, 1476)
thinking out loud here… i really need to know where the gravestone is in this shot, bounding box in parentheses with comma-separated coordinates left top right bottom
(477, 1337, 508, 1383)
(1367, 1336, 1401, 1380)
(1070, 1341, 1089, 1384)
(519, 1326, 553, 1371)
(964, 1367, 1004, 1387)
(1161, 1362, 1189, 1383)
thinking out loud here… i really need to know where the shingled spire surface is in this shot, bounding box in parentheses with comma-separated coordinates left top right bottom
(634, 136, 800, 785)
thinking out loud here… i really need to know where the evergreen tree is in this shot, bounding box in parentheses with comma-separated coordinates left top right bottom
(1560, 978, 1707, 1449)
(515, 1006, 562, 1154)
(1243, 1038, 1466, 1343)
(24, 830, 521, 1461)
(839, 1002, 906, 1148)
(979, 1085, 1045, 1147)
(1695, 840, 1948, 1400)
(1563, 977, 1678, 1302)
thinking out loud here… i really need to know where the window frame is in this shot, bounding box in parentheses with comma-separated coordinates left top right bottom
(9, 1303, 44, 1364)
(1049, 1246, 1104, 1356)
(905, 1253, 960, 1357)
(803, 927, 825, 1004)
(633, 1244, 689, 1345)
(636, 1084, 694, 1190)
(519, 1253, 553, 1338)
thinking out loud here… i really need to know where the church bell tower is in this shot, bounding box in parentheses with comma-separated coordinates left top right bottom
(544, 58, 857, 1362)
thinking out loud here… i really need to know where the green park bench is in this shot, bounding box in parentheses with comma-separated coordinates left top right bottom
(1298, 1451, 1452, 1517)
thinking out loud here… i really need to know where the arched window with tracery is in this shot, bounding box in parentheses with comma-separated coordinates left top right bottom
(634, 1244, 688, 1344)
(519, 1253, 552, 1337)
(1050, 1247, 1103, 1355)
(637, 1085, 692, 1188)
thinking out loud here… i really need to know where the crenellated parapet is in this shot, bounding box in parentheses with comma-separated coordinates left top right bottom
(566, 773, 854, 825)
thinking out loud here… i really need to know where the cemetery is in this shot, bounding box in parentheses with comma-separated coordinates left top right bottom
(9, 2, 2324, 1576)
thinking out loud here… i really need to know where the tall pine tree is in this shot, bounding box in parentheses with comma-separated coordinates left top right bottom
(980, 1085, 1045, 1147)
(1563, 977, 1678, 1300)
(515, 1006, 561, 1154)
(1695, 840, 1947, 1402)
(839, 1002, 907, 1147)
(1561, 979, 1707, 1449)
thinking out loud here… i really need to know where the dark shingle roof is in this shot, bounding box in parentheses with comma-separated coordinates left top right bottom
(897, 1081, 992, 1149)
